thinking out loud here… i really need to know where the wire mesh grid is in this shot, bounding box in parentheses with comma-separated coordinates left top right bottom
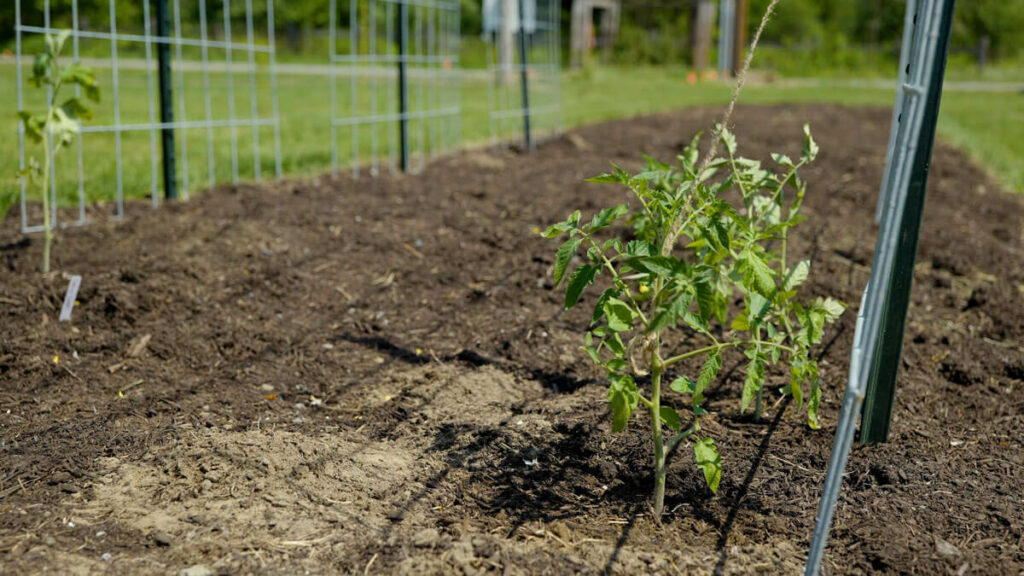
(485, 0, 562, 150)
(329, 0, 461, 177)
(14, 0, 282, 234)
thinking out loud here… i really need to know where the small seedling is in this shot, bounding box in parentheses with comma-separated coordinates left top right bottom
(17, 31, 100, 274)
(543, 125, 843, 517)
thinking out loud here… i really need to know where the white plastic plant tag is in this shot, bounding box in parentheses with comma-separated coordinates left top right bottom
(59, 275, 82, 322)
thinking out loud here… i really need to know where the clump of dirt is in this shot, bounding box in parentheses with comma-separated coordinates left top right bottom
(1, 105, 1022, 575)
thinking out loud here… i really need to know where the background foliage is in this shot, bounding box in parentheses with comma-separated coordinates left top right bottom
(2, 0, 1023, 72)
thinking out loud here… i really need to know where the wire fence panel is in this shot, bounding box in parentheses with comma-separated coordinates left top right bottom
(329, 0, 461, 177)
(14, 0, 282, 234)
(485, 0, 562, 150)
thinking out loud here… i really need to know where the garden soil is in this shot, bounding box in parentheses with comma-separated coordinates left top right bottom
(1, 104, 1022, 575)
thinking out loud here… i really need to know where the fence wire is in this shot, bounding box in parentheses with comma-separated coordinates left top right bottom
(329, 0, 461, 177)
(14, 0, 282, 234)
(485, 0, 562, 150)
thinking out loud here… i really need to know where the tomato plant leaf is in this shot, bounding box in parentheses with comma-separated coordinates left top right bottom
(801, 123, 819, 163)
(553, 237, 581, 286)
(670, 376, 696, 394)
(806, 360, 821, 429)
(659, 406, 681, 431)
(739, 248, 775, 298)
(592, 287, 616, 323)
(607, 374, 639, 433)
(603, 298, 637, 333)
(564, 265, 598, 309)
(694, 437, 722, 494)
(740, 355, 764, 412)
(783, 260, 810, 292)
(591, 204, 629, 231)
(693, 351, 722, 406)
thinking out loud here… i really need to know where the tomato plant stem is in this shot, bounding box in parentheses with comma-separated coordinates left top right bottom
(41, 132, 52, 275)
(662, 339, 794, 369)
(650, 361, 666, 519)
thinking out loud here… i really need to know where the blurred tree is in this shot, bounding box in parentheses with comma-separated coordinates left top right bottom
(952, 0, 1024, 59)
(1, 0, 1022, 65)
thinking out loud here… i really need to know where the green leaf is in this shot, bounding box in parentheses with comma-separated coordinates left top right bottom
(602, 237, 623, 252)
(564, 264, 598, 309)
(771, 153, 794, 167)
(603, 298, 637, 333)
(730, 314, 749, 331)
(542, 211, 581, 238)
(693, 352, 722, 406)
(693, 273, 718, 323)
(679, 131, 703, 171)
(740, 356, 764, 412)
(592, 287, 615, 324)
(751, 195, 781, 226)
(801, 123, 819, 163)
(720, 126, 737, 156)
(587, 164, 628, 183)
(49, 107, 79, 146)
(646, 288, 692, 333)
(31, 53, 53, 86)
(805, 360, 821, 429)
(16, 156, 43, 183)
(789, 357, 806, 408)
(46, 31, 71, 58)
(17, 111, 45, 143)
(694, 437, 722, 494)
(624, 240, 652, 257)
(60, 97, 92, 121)
(818, 297, 846, 321)
(541, 223, 568, 238)
(607, 374, 639, 433)
(605, 333, 626, 356)
(670, 376, 696, 394)
(739, 249, 775, 298)
(83, 82, 100, 103)
(748, 292, 770, 323)
(782, 260, 810, 292)
(553, 237, 581, 286)
(659, 406, 681, 431)
(60, 62, 97, 89)
(590, 204, 629, 231)
(627, 255, 681, 278)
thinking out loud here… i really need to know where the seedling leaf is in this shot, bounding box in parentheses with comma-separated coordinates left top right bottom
(694, 437, 722, 493)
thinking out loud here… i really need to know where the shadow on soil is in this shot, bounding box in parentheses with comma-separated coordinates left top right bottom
(335, 332, 595, 393)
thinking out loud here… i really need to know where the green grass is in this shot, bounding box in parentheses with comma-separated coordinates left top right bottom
(561, 67, 1022, 193)
(2, 63, 1021, 221)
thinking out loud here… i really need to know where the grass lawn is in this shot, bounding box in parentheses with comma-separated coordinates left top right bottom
(2, 63, 1021, 221)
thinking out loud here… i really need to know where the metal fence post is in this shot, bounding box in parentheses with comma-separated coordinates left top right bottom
(155, 0, 178, 200)
(860, 0, 956, 444)
(803, 2, 957, 573)
(398, 0, 410, 172)
(874, 0, 916, 225)
(517, 0, 532, 150)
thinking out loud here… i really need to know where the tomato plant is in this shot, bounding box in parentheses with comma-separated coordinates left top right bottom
(17, 31, 100, 274)
(543, 125, 843, 517)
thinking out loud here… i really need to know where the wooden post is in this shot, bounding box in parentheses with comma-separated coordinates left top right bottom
(731, 0, 747, 75)
(691, 0, 714, 72)
(499, 0, 515, 84)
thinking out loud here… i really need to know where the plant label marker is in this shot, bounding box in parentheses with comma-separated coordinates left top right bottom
(59, 275, 82, 322)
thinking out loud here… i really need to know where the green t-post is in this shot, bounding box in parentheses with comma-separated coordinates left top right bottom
(860, 0, 956, 444)
(156, 0, 178, 200)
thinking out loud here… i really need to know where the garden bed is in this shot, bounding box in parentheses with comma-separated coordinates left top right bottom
(1, 104, 1022, 575)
